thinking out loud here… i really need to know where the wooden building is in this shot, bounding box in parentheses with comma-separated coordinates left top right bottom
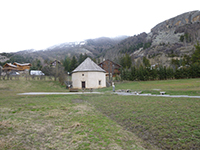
(3, 62, 31, 72)
(50, 60, 61, 67)
(3, 63, 18, 71)
(13, 62, 31, 71)
(98, 59, 121, 77)
(72, 57, 106, 89)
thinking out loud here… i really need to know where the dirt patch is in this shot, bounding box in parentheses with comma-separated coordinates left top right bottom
(0, 87, 10, 91)
(108, 143, 123, 150)
(71, 99, 84, 103)
(73, 104, 91, 114)
(152, 89, 161, 91)
(70, 122, 83, 129)
(0, 120, 12, 128)
(44, 111, 66, 118)
(0, 108, 12, 113)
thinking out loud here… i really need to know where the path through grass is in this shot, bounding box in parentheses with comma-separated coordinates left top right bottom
(0, 78, 145, 149)
(97, 78, 200, 96)
(1, 77, 200, 149)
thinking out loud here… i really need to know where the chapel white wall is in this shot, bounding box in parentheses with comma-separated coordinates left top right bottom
(72, 72, 106, 89)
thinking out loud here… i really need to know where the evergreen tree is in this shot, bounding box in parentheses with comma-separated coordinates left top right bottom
(36, 59, 42, 70)
(79, 54, 83, 64)
(149, 68, 157, 80)
(143, 56, 150, 67)
(174, 68, 182, 79)
(30, 59, 42, 70)
(189, 63, 200, 78)
(144, 67, 150, 81)
(171, 58, 180, 67)
(157, 65, 166, 80)
(120, 53, 132, 69)
(130, 66, 137, 81)
(69, 56, 78, 72)
(182, 54, 191, 66)
(137, 65, 145, 81)
(9, 55, 33, 64)
(78, 53, 88, 65)
(166, 67, 174, 79)
(191, 42, 200, 64)
(63, 57, 71, 71)
(174, 67, 189, 79)
(121, 68, 131, 80)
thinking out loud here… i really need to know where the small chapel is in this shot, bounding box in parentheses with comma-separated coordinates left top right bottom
(72, 57, 106, 89)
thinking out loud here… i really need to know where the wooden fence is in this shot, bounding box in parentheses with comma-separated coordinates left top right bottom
(0, 75, 55, 81)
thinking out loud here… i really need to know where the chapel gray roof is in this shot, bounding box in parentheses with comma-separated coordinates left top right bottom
(72, 57, 106, 73)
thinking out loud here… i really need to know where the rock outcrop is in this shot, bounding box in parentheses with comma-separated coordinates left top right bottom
(101, 10, 200, 66)
(151, 10, 200, 33)
(149, 11, 200, 46)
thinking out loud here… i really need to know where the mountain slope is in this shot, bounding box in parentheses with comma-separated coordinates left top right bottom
(9, 36, 127, 65)
(145, 10, 200, 66)
(2, 10, 200, 67)
(103, 10, 200, 66)
(82, 36, 128, 57)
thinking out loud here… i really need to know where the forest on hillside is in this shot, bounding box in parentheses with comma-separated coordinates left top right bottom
(119, 42, 200, 81)
(1, 42, 200, 85)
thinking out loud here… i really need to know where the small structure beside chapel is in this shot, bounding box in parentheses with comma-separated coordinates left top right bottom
(72, 57, 106, 89)
(98, 59, 121, 77)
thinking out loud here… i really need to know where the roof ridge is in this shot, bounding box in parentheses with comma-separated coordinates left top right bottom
(72, 57, 106, 73)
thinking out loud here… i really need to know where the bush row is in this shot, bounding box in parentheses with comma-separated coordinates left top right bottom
(121, 64, 200, 81)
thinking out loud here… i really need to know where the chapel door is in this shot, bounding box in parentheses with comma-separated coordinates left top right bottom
(82, 81, 86, 88)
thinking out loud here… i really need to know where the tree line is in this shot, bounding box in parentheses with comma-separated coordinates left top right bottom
(38, 54, 89, 84)
(120, 42, 200, 81)
(2, 42, 200, 83)
(62, 54, 91, 72)
(119, 42, 151, 53)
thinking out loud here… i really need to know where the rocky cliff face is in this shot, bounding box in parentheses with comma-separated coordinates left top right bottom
(151, 10, 200, 33)
(104, 10, 200, 66)
(149, 10, 200, 46)
(147, 10, 200, 66)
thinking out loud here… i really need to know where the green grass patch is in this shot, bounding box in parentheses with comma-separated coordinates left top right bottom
(85, 93, 200, 149)
(0, 79, 144, 150)
(1, 77, 200, 149)
(97, 78, 200, 96)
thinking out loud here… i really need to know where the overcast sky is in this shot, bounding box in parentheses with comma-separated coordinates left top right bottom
(0, 0, 199, 53)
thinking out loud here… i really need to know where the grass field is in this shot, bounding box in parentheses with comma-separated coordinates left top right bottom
(0, 77, 200, 149)
(98, 78, 200, 96)
(0, 78, 145, 149)
(85, 94, 200, 149)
